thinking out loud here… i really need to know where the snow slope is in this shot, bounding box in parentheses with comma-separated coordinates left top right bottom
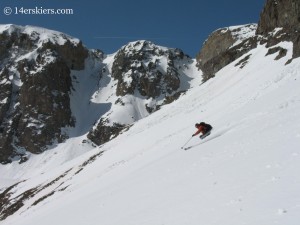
(1, 40, 300, 225)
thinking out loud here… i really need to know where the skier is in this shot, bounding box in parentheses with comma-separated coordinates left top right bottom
(192, 122, 213, 139)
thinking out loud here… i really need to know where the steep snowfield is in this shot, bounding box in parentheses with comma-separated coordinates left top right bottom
(1, 41, 300, 225)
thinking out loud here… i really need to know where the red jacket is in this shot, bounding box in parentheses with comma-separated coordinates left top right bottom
(193, 124, 206, 136)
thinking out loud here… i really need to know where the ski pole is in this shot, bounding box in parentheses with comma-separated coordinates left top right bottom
(181, 136, 193, 149)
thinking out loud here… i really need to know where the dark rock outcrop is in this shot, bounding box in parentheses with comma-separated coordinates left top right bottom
(111, 41, 185, 98)
(87, 119, 128, 146)
(257, 0, 300, 59)
(196, 0, 300, 81)
(87, 41, 193, 146)
(196, 24, 257, 81)
(0, 25, 88, 163)
(256, 0, 300, 35)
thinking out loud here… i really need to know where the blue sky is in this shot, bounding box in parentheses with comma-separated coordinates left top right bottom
(0, 0, 265, 57)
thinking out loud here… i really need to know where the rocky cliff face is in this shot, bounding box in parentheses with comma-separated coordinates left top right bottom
(257, 0, 300, 35)
(87, 41, 195, 146)
(196, 0, 300, 81)
(196, 24, 257, 81)
(111, 41, 184, 98)
(257, 0, 300, 59)
(0, 25, 88, 164)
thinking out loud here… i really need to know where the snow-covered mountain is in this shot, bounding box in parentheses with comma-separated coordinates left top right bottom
(0, 24, 89, 163)
(1, 0, 300, 224)
(87, 40, 198, 146)
(0, 25, 196, 163)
